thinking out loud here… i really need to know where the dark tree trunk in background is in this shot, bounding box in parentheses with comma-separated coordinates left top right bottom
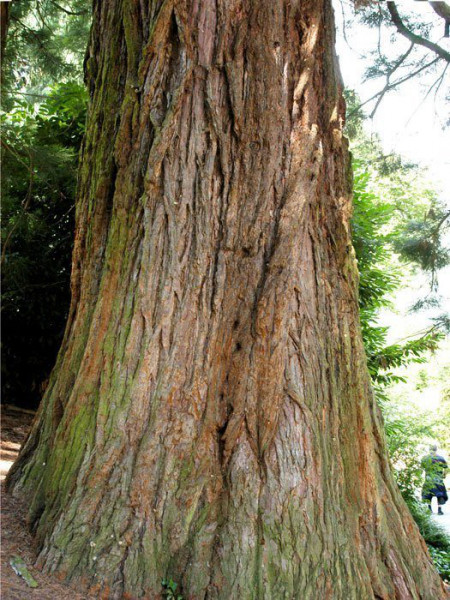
(1, 2, 9, 67)
(7, 1, 446, 598)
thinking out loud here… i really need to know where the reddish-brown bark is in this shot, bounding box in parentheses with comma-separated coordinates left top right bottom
(7, 0, 446, 598)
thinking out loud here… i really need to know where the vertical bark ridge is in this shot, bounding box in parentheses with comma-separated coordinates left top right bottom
(7, 0, 446, 598)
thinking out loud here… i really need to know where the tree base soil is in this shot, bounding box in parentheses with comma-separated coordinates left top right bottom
(1, 404, 93, 599)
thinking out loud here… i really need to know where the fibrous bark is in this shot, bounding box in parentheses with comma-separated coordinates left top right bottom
(7, 1, 446, 598)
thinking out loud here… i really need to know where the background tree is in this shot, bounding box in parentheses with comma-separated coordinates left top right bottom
(1, 0, 90, 407)
(6, 0, 447, 598)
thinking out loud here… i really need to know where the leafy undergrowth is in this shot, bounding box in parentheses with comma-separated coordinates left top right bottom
(162, 578, 184, 599)
(429, 547, 450, 583)
(405, 497, 450, 582)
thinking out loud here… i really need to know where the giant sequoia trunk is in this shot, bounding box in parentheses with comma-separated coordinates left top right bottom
(7, 1, 446, 598)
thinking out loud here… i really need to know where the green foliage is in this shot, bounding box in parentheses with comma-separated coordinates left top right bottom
(2, 0, 90, 101)
(383, 405, 435, 498)
(429, 547, 450, 583)
(346, 90, 450, 306)
(34, 81, 88, 145)
(396, 206, 450, 290)
(348, 90, 450, 583)
(352, 168, 398, 313)
(374, 359, 450, 583)
(406, 498, 450, 582)
(1, 0, 90, 407)
(347, 88, 448, 397)
(1, 82, 87, 406)
(162, 578, 183, 600)
(351, 163, 443, 392)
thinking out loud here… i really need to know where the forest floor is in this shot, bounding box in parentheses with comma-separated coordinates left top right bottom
(1, 404, 450, 598)
(1, 404, 93, 599)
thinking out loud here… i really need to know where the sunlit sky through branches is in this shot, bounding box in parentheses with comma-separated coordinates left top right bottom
(335, 0, 449, 196)
(334, 0, 450, 420)
(335, 0, 450, 324)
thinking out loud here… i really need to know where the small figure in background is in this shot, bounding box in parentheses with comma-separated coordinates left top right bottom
(421, 444, 448, 515)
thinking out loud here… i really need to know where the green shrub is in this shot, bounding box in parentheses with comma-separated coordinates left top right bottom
(404, 497, 450, 581)
(428, 547, 450, 583)
(162, 578, 183, 600)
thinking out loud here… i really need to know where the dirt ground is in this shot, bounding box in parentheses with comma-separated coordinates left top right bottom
(1, 404, 93, 599)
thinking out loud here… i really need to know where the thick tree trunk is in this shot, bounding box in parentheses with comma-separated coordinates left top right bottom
(7, 1, 446, 598)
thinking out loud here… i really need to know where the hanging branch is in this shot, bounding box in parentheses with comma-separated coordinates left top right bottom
(386, 2, 450, 62)
(48, 1, 89, 17)
(368, 42, 414, 117)
(348, 56, 440, 117)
